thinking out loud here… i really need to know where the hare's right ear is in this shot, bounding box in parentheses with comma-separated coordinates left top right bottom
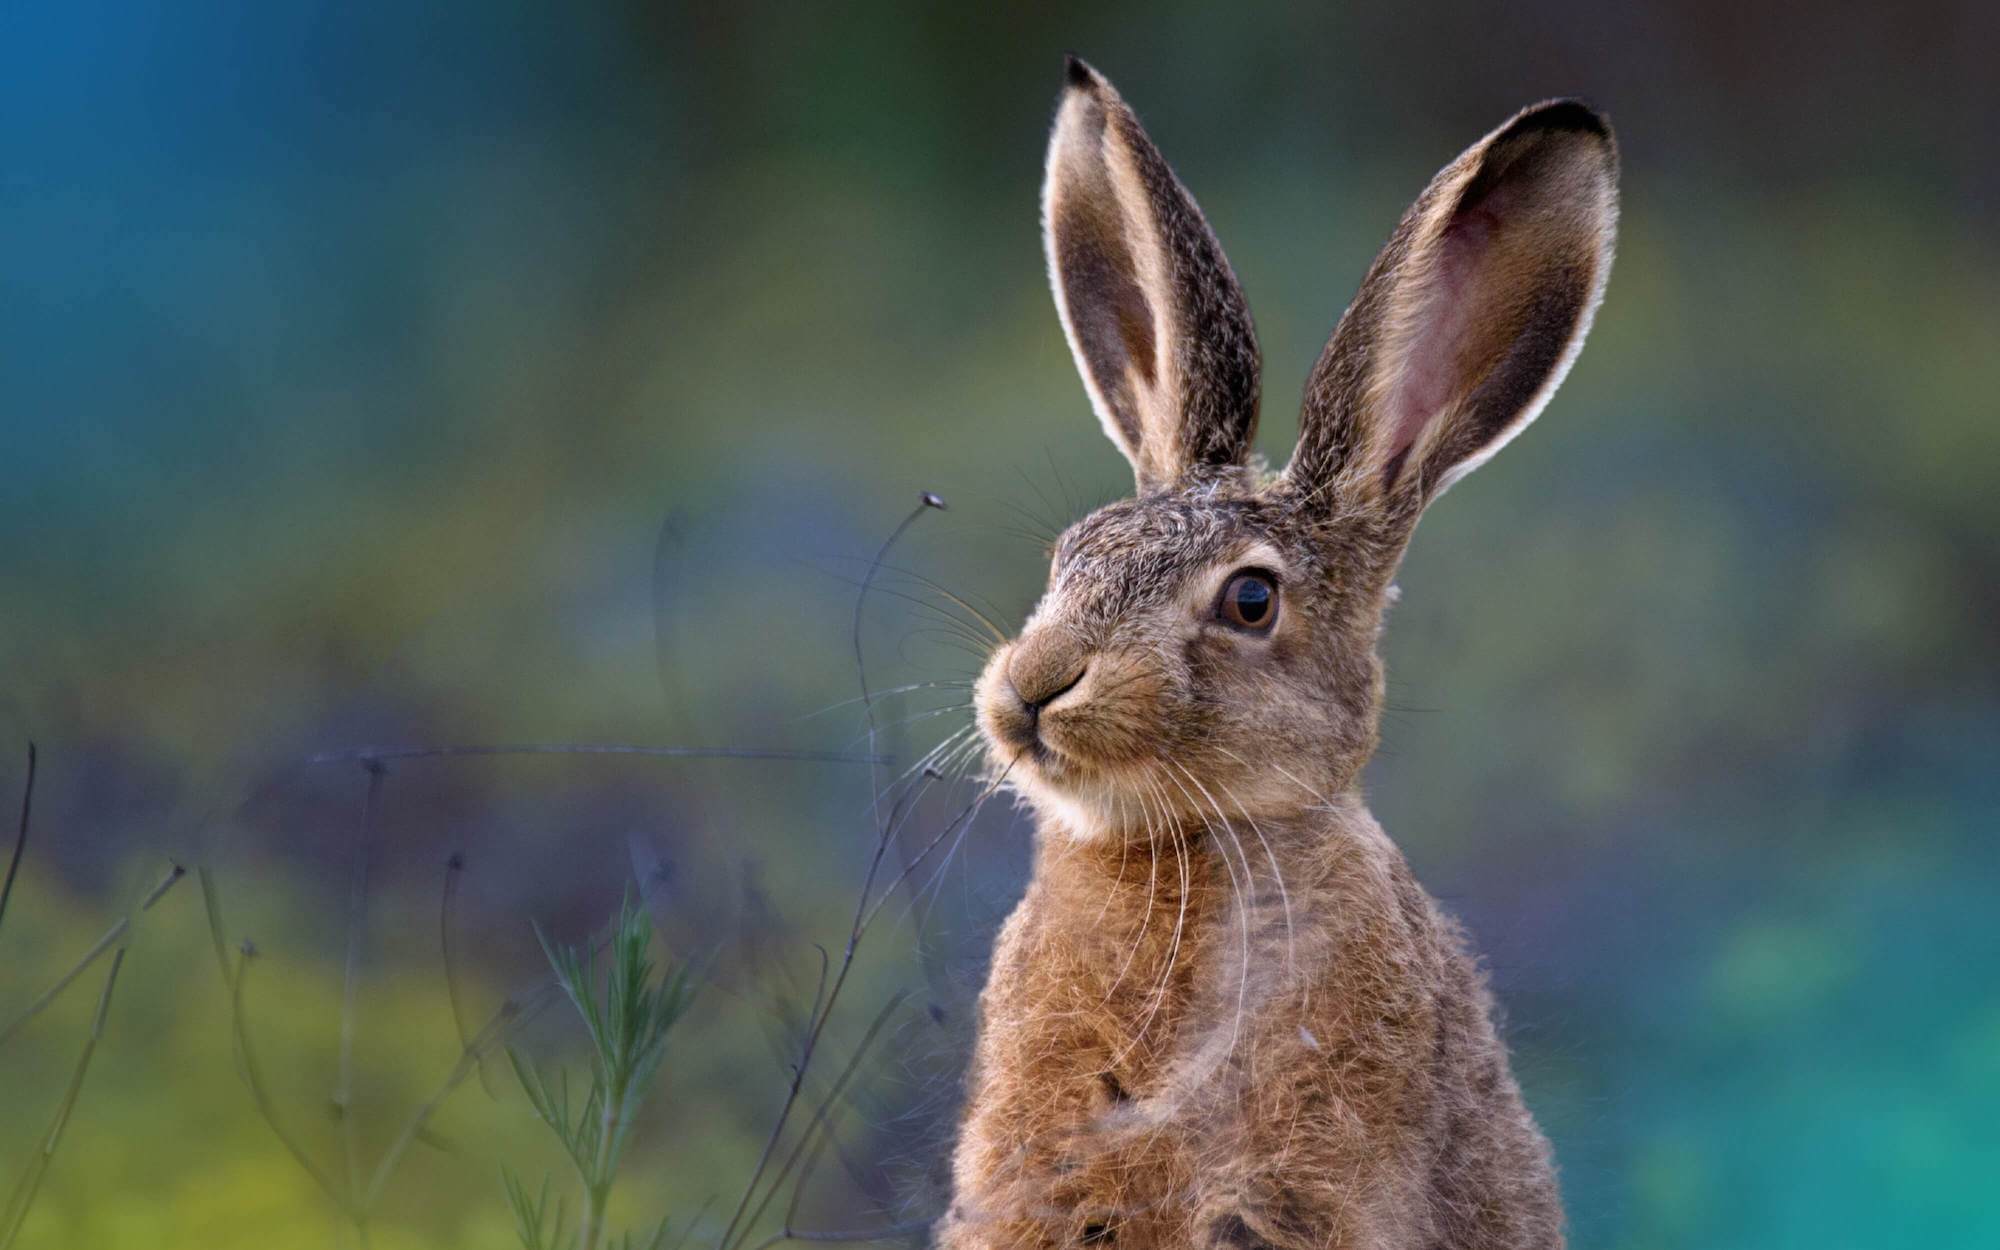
(1043, 57, 1261, 495)
(1283, 100, 1618, 524)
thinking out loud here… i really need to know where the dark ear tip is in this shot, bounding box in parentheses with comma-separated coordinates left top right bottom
(1063, 53, 1099, 90)
(1511, 97, 1615, 145)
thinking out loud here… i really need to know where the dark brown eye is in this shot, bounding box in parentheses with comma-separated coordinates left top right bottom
(1218, 570, 1278, 632)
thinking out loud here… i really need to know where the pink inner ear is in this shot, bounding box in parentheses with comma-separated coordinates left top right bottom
(1382, 204, 1501, 487)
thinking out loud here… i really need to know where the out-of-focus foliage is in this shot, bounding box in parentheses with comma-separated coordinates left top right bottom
(1, 2, 1995, 1247)
(505, 896, 697, 1250)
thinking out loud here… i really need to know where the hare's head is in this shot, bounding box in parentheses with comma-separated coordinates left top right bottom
(976, 58, 1619, 837)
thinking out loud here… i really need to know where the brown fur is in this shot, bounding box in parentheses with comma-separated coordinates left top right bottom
(938, 58, 1618, 1249)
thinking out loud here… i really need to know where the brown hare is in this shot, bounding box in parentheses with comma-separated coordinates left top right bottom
(937, 58, 1618, 1249)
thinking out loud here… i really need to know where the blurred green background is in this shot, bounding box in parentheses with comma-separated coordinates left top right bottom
(2, 3, 1997, 1247)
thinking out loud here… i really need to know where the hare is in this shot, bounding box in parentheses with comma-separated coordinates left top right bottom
(936, 58, 1618, 1250)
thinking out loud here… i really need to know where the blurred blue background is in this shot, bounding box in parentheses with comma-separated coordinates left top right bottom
(2, 3, 1996, 1247)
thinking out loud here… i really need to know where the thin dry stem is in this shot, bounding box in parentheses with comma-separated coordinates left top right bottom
(0, 861, 184, 1048)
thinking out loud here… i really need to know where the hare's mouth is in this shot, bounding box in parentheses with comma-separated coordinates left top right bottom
(1003, 753, 1187, 841)
(981, 715, 1088, 794)
(975, 644, 1169, 808)
(992, 729, 1072, 783)
(998, 726, 1147, 802)
(980, 695, 1157, 795)
(1025, 736, 1084, 781)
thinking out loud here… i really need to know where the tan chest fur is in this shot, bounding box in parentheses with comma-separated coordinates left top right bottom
(939, 804, 1558, 1250)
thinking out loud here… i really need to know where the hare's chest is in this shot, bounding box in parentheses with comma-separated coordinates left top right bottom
(948, 877, 1259, 1241)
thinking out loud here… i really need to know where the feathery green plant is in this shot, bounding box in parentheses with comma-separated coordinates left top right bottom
(505, 894, 697, 1250)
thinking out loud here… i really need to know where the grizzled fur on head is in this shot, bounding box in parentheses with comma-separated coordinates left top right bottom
(980, 58, 1616, 844)
(943, 55, 1618, 1250)
(976, 469, 1392, 840)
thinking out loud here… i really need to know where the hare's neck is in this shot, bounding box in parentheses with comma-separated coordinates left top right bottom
(1028, 811, 1230, 909)
(1013, 805, 1341, 1050)
(1025, 790, 1388, 961)
(1035, 787, 1379, 884)
(997, 795, 1401, 1083)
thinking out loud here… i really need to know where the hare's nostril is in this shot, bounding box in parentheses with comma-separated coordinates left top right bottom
(1042, 664, 1087, 709)
(1012, 662, 1087, 715)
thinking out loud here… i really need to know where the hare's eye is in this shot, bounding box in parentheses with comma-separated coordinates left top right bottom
(1217, 570, 1279, 633)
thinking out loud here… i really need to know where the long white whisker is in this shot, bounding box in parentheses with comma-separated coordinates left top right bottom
(1118, 768, 1188, 1066)
(820, 557, 1013, 644)
(868, 723, 979, 817)
(839, 701, 974, 749)
(866, 750, 1022, 934)
(900, 630, 999, 667)
(1208, 747, 1299, 993)
(793, 681, 973, 723)
(898, 735, 1011, 930)
(815, 561, 1006, 648)
(1099, 767, 1163, 1008)
(1089, 779, 1136, 931)
(875, 568, 1012, 645)
(1165, 762, 1251, 1070)
(1257, 756, 1343, 814)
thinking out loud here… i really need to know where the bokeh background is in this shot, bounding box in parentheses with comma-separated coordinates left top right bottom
(3, 3, 1997, 1248)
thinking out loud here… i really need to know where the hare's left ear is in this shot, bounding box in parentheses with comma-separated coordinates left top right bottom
(1043, 57, 1261, 494)
(1284, 100, 1619, 520)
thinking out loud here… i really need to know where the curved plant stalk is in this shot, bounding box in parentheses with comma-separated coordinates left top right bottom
(440, 851, 505, 1098)
(0, 945, 126, 1248)
(717, 498, 1017, 1250)
(210, 740, 794, 1244)
(200, 857, 556, 1243)
(727, 990, 909, 1249)
(226, 939, 349, 1210)
(0, 862, 183, 1049)
(0, 743, 185, 1248)
(0, 743, 36, 939)
(338, 762, 385, 1204)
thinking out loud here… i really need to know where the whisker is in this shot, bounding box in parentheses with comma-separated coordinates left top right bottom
(1041, 446, 1079, 521)
(1166, 762, 1252, 1069)
(990, 522, 1060, 551)
(888, 735, 985, 933)
(1257, 756, 1345, 816)
(873, 592, 1000, 653)
(816, 562, 1006, 650)
(897, 625, 996, 656)
(843, 561, 1013, 645)
(792, 682, 973, 723)
(1211, 747, 1299, 991)
(902, 732, 1009, 932)
(1011, 466, 1071, 538)
(868, 752, 1022, 934)
(1088, 786, 1135, 931)
(1097, 770, 1162, 1008)
(867, 724, 979, 818)
(1116, 768, 1188, 1066)
(838, 702, 974, 751)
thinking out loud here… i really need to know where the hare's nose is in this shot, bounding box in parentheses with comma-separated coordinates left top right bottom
(1007, 637, 1088, 714)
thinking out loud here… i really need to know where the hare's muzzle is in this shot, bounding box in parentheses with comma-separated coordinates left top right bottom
(985, 631, 1089, 756)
